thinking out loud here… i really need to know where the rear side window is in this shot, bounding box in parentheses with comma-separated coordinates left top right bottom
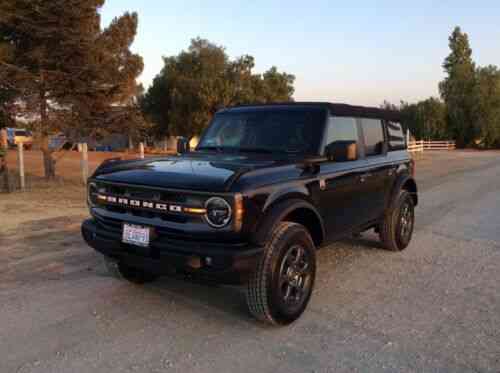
(386, 121, 406, 151)
(325, 117, 358, 146)
(361, 118, 385, 156)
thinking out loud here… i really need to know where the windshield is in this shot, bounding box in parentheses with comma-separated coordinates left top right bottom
(15, 130, 28, 137)
(197, 108, 326, 155)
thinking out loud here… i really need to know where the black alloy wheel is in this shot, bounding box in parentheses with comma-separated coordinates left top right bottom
(246, 222, 317, 325)
(380, 190, 415, 251)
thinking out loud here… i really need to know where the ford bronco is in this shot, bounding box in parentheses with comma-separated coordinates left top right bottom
(82, 103, 417, 325)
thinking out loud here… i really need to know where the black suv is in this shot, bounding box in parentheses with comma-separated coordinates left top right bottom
(82, 103, 417, 325)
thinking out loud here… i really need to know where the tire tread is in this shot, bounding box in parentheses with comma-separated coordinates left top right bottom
(246, 222, 311, 325)
(380, 190, 413, 251)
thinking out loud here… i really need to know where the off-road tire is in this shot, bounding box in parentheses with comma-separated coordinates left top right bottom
(246, 222, 316, 325)
(379, 190, 415, 251)
(103, 256, 158, 284)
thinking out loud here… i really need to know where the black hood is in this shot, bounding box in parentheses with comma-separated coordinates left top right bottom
(93, 153, 287, 192)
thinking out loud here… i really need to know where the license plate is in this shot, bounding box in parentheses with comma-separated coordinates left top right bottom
(122, 224, 150, 247)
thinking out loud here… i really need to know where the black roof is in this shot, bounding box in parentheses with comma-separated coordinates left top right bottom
(219, 102, 401, 122)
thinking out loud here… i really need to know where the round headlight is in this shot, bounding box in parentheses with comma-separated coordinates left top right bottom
(205, 197, 232, 228)
(87, 182, 97, 207)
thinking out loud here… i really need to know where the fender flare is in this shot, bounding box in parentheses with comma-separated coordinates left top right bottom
(262, 185, 311, 211)
(251, 198, 326, 247)
(388, 174, 418, 209)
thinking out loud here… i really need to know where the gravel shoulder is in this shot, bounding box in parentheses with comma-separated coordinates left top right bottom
(1, 150, 499, 373)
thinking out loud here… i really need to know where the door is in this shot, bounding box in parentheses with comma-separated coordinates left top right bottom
(318, 116, 367, 240)
(357, 118, 393, 222)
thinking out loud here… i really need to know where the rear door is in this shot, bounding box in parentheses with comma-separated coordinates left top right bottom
(358, 118, 393, 222)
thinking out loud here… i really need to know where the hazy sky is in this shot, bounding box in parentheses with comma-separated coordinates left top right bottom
(100, 0, 500, 106)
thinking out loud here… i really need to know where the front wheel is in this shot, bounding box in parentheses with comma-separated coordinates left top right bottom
(379, 190, 415, 251)
(246, 222, 316, 325)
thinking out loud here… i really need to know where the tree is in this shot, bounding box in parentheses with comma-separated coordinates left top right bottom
(256, 67, 295, 103)
(0, 22, 17, 129)
(0, 87, 16, 129)
(66, 11, 144, 139)
(139, 73, 172, 139)
(142, 38, 295, 140)
(0, 0, 143, 178)
(475, 65, 500, 147)
(413, 98, 447, 140)
(381, 99, 447, 141)
(439, 27, 477, 147)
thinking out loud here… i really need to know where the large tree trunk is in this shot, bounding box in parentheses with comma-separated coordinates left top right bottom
(128, 134, 134, 151)
(39, 88, 56, 179)
(0, 157, 10, 192)
(40, 135, 56, 179)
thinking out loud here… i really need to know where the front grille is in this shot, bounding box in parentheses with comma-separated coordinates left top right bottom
(91, 182, 206, 224)
(102, 184, 190, 204)
(94, 214, 122, 233)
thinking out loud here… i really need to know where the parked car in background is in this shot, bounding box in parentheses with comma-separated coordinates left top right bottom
(7, 128, 33, 149)
(49, 133, 74, 151)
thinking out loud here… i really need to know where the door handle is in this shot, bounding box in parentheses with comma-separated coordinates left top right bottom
(360, 172, 373, 183)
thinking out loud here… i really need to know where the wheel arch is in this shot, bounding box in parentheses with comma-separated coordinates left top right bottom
(402, 178, 418, 206)
(252, 198, 325, 248)
(389, 175, 418, 208)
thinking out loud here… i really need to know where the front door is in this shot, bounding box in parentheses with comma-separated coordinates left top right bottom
(318, 116, 368, 241)
(319, 160, 369, 241)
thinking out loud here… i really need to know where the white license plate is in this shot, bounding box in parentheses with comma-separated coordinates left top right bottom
(122, 224, 150, 247)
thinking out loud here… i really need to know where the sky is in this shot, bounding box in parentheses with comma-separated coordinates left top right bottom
(100, 0, 500, 106)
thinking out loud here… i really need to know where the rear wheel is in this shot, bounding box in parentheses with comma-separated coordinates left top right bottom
(103, 257, 158, 284)
(246, 222, 316, 325)
(379, 190, 415, 251)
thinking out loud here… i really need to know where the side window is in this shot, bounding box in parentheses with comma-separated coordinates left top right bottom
(361, 118, 385, 156)
(325, 116, 358, 146)
(386, 121, 406, 151)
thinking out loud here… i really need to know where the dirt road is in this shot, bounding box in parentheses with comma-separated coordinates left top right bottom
(1, 151, 499, 372)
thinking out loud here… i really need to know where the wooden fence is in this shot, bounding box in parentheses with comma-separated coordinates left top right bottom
(408, 140, 456, 153)
(4, 141, 149, 191)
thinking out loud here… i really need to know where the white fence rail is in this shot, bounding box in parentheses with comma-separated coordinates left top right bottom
(408, 140, 456, 153)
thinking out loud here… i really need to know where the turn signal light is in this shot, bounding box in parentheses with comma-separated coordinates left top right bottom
(234, 193, 244, 232)
(183, 207, 207, 215)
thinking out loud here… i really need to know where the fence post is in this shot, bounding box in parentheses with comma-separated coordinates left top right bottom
(17, 142, 25, 191)
(80, 143, 89, 185)
(139, 142, 145, 159)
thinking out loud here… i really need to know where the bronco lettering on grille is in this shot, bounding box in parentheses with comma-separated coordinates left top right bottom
(98, 194, 172, 212)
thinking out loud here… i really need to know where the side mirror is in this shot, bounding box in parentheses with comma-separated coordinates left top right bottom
(325, 141, 357, 162)
(177, 137, 190, 154)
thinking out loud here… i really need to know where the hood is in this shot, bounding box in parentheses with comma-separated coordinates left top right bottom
(93, 153, 285, 192)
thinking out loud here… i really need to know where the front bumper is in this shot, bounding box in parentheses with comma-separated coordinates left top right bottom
(81, 218, 263, 284)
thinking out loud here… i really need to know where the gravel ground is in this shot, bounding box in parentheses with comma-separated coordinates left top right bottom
(0, 150, 499, 373)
